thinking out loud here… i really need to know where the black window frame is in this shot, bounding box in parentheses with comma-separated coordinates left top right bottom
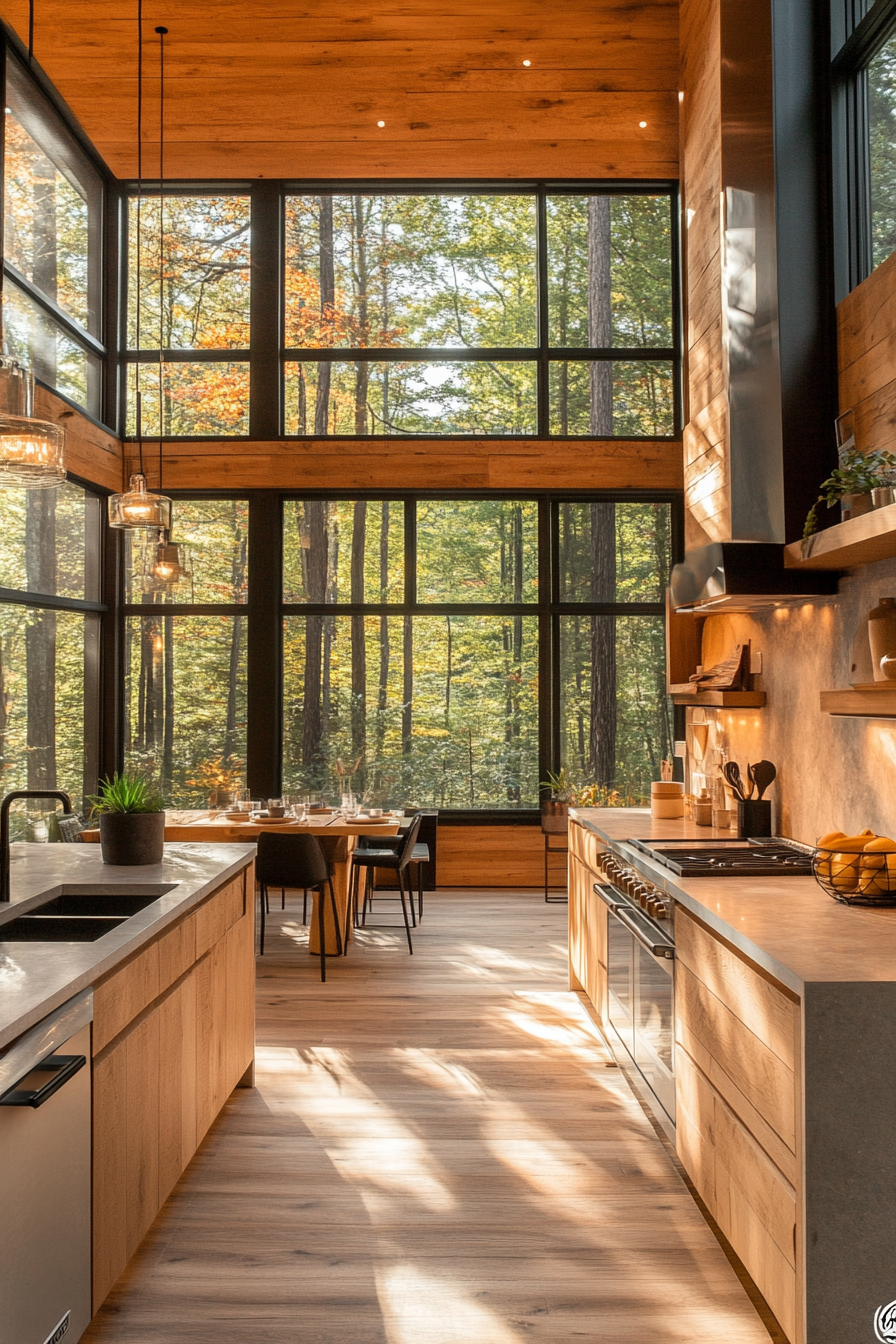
(118, 180, 682, 445)
(118, 487, 681, 821)
(832, 0, 896, 295)
(0, 34, 109, 418)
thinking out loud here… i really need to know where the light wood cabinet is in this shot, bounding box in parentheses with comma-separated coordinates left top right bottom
(674, 907, 801, 1343)
(91, 866, 255, 1309)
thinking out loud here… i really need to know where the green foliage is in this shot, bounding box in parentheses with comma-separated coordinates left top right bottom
(803, 448, 896, 539)
(870, 36, 896, 269)
(541, 767, 575, 801)
(87, 772, 165, 816)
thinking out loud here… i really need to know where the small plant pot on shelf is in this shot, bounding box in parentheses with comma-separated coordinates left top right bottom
(841, 492, 875, 522)
(540, 801, 569, 835)
(812, 847, 896, 906)
(100, 811, 166, 866)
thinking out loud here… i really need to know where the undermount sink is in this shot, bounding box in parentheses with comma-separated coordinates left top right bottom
(0, 883, 179, 941)
(0, 915, 127, 942)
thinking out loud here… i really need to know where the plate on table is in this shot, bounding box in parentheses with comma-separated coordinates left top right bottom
(251, 813, 291, 824)
(352, 816, 393, 826)
(225, 811, 253, 822)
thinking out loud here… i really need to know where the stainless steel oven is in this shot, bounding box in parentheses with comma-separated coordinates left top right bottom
(597, 880, 675, 1126)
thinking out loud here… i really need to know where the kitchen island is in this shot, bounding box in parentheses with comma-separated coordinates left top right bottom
(0, 842, 256, 1318)
(569, 808, 896, 1344)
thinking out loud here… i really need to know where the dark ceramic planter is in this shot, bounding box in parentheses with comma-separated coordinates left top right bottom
(540, 800, 569, 835)
(99, 811, 166, 865)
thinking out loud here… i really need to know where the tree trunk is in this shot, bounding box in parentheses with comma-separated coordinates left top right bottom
(588, 195, 612, 434)
(353, 196, 370, 434)
(25, 493, 57, 789)
(374, 503, 390, 788)
(587, 196, 617, 788)
(314, 195, 335, 435)
(302, 501, 328, 769)
(350, 500, 367, 765)
(162, 613, 174, 783)
(402, 616, 413, 756)
(224, 505, 248, 762)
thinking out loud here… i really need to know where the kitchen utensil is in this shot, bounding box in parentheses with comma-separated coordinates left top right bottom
(723, 761, 748, 802)
(750, 760, 777, 801)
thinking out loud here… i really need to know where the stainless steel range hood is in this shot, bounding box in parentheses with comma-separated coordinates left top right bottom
(672, 0, 839, 613)
(671, 542, 837, 613)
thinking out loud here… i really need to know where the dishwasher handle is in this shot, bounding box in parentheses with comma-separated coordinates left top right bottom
(0, 1053, 86, 1109)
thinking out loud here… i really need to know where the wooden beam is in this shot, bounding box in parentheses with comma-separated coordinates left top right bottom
(34, 386, 122, 493)
(126, 438, 684, 492)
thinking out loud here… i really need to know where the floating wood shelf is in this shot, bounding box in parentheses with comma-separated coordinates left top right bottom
(820, 683, 896, 716)
(670, 690, 767, 708)
(784, 502, 896, 571)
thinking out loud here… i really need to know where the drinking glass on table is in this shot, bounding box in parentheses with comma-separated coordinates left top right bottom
(341, 792, 359, 817)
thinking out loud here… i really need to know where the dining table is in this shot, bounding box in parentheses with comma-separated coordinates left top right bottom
(81, 811, 402, 955)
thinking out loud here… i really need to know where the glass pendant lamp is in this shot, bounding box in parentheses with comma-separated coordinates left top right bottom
(150, 529, 190, 590)
(0, 355, 66, 488)
(108, 472, 172, 530)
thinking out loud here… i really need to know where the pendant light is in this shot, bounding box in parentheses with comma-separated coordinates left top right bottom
(0, 4, 66, 489)
(109, 7, 172, 531)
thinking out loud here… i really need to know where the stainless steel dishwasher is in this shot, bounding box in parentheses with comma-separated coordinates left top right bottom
(0, 989, 93, 1344)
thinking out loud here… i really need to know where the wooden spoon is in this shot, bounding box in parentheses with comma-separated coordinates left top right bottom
(750, 760, 776, 801)
(723, 761, 747, 802)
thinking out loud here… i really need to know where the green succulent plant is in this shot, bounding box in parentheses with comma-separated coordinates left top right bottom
(804, 448, 896, 540)
(86, 772, 166, 816)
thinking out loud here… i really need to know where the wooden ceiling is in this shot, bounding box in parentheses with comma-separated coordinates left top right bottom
(2, 0, 679, 180)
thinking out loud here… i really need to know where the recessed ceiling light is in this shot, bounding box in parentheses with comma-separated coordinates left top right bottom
(639, 121, 647, 128)
(523, 59, 531, 66)
(377, 120, 385, 127)
(678, 91, 684, 102)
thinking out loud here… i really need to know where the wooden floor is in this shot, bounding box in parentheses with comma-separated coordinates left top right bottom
(83, 890, 775, 1343)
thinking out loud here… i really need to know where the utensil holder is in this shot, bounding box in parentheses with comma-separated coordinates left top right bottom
(737, 800, 771, 838)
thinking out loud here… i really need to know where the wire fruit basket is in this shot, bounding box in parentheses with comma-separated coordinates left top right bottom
(812, 846, 896, 906)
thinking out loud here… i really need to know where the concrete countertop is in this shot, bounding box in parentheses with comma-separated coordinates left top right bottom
(571, 808, 896, 996)
(0, 842, 255, 1051)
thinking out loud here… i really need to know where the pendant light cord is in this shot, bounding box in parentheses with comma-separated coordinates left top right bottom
(156, 25, 167, 496)
(135, 0, 145, 477)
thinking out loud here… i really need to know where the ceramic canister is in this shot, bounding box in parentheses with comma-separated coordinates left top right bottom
(868, 596, 896, 681)
(651, 781, 684, 819)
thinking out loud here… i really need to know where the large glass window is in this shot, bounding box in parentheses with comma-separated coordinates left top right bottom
(3, 53, 103, 414)
(122, 498, 248, 803)
(281, 495, 672, 810)
(126, 194, 251, 437)
(0, 482, 102, 817)
(869, 31, 896, 270)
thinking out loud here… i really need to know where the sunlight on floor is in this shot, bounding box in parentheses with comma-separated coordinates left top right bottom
(377, 1264, 526, 1344)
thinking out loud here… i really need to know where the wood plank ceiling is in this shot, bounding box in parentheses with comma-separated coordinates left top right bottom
(2, 0, 680, 180)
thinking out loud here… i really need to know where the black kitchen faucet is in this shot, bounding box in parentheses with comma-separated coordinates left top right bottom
(0, 790, 74, 902)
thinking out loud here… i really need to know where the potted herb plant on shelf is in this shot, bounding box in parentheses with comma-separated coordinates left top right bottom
(540, 768, 575, 834)
(87, 773, 166, 866)
(804, 447, 896, 540)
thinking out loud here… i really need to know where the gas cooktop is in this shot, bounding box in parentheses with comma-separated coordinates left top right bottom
(627, 837, 814, 877)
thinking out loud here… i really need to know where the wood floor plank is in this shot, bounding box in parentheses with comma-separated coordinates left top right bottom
(82, 891, 774, 1343)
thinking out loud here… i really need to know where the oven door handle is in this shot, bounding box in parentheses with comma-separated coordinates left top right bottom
(613, 907, 675, 960)
(594, 882, 622, 913)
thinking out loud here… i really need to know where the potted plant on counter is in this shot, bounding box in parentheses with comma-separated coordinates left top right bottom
(540, 768, 575, 834)
(87, 773, 166, 866)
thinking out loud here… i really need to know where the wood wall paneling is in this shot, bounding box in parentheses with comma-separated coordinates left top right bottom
(4, 0, 680, 180)
(437, 825, 566, 889)
(838, 247, 896, 459)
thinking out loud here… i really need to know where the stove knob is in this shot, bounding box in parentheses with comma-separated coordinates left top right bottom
(651, 898, 670, 920)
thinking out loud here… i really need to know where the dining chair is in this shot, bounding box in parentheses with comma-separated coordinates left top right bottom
(354, 810, 436, 923)
(349, 813, 421, 954)
(256, 832, 342, 981)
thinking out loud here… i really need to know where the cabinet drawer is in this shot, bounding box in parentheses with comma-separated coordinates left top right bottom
(676, 960, 796, 1153)
(195, 874, 245, 957)
(677, 1045, 797, 1342)
(569, 820, 602, 874)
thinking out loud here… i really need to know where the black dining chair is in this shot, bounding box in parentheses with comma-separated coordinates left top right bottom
(354, 810, 436, 923)
(349, 813, 420, 954)
(256, 832, 342, 981)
